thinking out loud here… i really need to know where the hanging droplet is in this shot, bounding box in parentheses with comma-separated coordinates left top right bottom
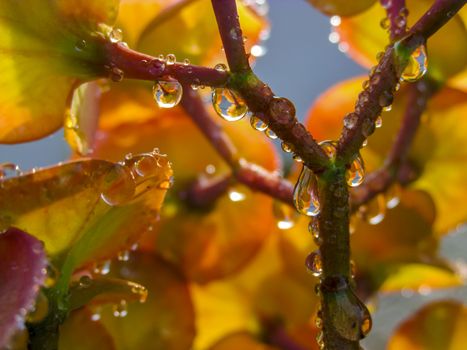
(319, 140, 337, 160)
(212, 88, 247, 121)
(343, 113, 358, 129)
(293, 166, 320, 216)
(386, 183, 401, 209)
(109, 67, 124, 82)
(379, 90, 393, 111)
(0, 163, 22, 179)
(101, 165, 136, 206)
(362, 139, 368, 147)
(401, 44, 428, 82)
(153, 80, 183, 108)
(112, 300, 128, 318)
(250, 115, 268, 131)
(93, 260, 111, 275)
(166, 54, 176, 65)
(380, 17, 390, 29)
(228, 189, 246, 202)
(375, 116, 383, 128)
(308, 218, 321, 245)
(183, 58, 190, 66)
(273, 200, 298, 230)
(264, 128, 278, 140)
(109, 28, 123, 43)
(346, 154, 365, 187)
(306, 251, 323, 277)
(316, 330, 325, 349)
(281, 142, 293, 153)
(117, 250, 130, 262)
(293, 154, 303, 163)
(362, 195, 386, 225)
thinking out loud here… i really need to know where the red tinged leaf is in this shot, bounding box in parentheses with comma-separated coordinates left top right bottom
(0, 227, 47, 348)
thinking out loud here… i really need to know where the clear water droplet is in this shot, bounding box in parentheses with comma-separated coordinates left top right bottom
(319, 140, 337, 159)
(166, 54, 176, 65)
(112, 300, 128, 318)
(264, 128, 278, 140)
(0, 163, 22, 179)
(212, 88, 247, 121)
(401, 44, 428, 82)
(293, 166, 320, 216)
(375, 116, 383, 128)
(101, 165, 135, 206)
(109, 28, 123, 43)
(281, 142, 293, 153)
(385, 183, 401, 209)
(109, 67, 124, 82)
(214, 63, 227, 71)
(78, 275, 92, 288)
(306, 250, 323, 277)
(380, 17, 390, 29)
(249, 115, 268, 131)
(269, 97, 296, 124)
(379, 90, 393, 110)
(273, 200, 297, 230)
(346, 154, 365, 187)
(183, 58, 190, 65)
(153, 80, 183, 108)
(134, 156, 158, 177)
(343, 113, 358, 129)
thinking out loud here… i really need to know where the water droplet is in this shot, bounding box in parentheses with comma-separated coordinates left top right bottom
(316, 330, 325, 349)
(293, 166, 320, 216)
(273, 200, 297, 230)
(378, 90, 393, 110)
(308, 218, 321, 245)
(117, 250, 130, 262)
(264, 128, 278, 140)
(306, 251, 323, 277)
(319, 140, 337, 159)
(212, 88, 247, 121)
(343, 113, 358, 129)
(166, 54, 176, 65)
(93, 260, 111, 275)
(249, 115, 268, 131)
(346, 154, 365, 187)
(134, 156, 158, 177)
(79, 275, 93, 288)
(112, 300, 128, 318)
(109, 28, 123, 43)
(362, 118, 375, 138)
(153, 80, 183, 108)
(375, 116, 383, 128)
(110, 67, 124, 82)
(269, 97, 296, 124)
(362, 139, 368, 147)
(380, 17, 390, 29)
(281, 142, 293, 153)
(183, 58, 190, 65)
(0, 163, 22, 179)
(293, 154, 303, 163)
(214, 63, 227, 71)
(101, 165, 135, 206)
(401, 44, 428, 82)
(75, 39, 87, 52)
(385, 183, 401, 209)
(228, 189, 246, 202)
(315, 311, 323, 329)
(358, 194, 386, 225)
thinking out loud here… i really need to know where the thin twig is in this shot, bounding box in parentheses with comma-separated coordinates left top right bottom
(381, 0, 407, 40)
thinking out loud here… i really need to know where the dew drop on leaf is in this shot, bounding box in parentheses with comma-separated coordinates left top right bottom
(228, 188, 246, 202)
(319, 140, 337, 159)
(293, 166, 320, 216)
(117, 250, 130, 262)
(153, 80, 183, 108)
(212, 88, 247, 121)
(346, 154, 365, 187)
(401, 44, 428, 82)
(281, 142, 294, 153)
(101, 165, 136, 206)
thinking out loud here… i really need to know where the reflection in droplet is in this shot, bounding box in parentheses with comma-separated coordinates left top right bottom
(153, 80, 183, 108)
(401, 44, 428, 82)
(306, 251, 323, 277)
(249, 115, 268, 131)
(101, 165, 136, 206)
(212, 88, 247, 121)
(293, 166, 320, 216)
(346, 154, 365, 187)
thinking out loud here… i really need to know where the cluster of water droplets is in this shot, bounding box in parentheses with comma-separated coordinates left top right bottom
(100, 149, 172, 207)
(0, 163, 22, 179)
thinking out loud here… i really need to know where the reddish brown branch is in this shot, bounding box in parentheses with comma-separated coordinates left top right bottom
(337, 0, 464, 164)
(350, 80, 437, 209)
(381, 0, 408, 40)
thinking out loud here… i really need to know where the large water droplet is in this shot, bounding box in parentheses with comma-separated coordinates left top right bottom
(306, 250, 323, 277)
(273, 200, 297, 230)
(109, 28, 123, 43)
(101, 165, 136, 206)
(346, 154, 365, 187)
(379, 90, 393, 111)
(401, 44, 428, 82)
(212, 88, 247, 121)
(153, 80, 183, 108)
(281, 142, 294, 153)
(343, 113, 358, 129)
(166, 54, 176, 65)
(249, 115, 268, 131)
(293, 166, 320, 216)
(375, 116, 383, 128)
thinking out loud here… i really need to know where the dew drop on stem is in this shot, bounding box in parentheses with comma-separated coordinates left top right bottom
(249, 114, 268, 131)
(346, 154, 365, 187)
(212, 88, 248, 121)
(153, 80, 183, 108)
(401, 44, 428, 83)
(293, 166, 320, 216)
(306, 250, 323, 277)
